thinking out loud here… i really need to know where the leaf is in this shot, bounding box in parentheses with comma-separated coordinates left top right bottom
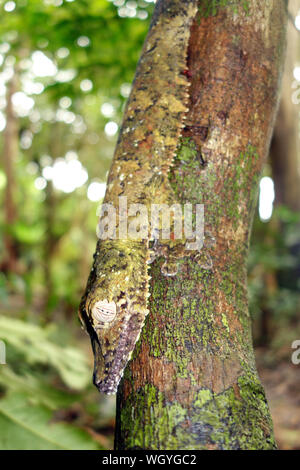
(0, 367, 77, 410)
(0, 393, 101, 450)
(0, 316, 90, 390)
(11, 221, 45, 245)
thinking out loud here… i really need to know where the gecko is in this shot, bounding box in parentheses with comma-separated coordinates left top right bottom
(79, 0, 213, 395)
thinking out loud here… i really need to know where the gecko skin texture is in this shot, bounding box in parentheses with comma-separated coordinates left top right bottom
(79, 0, 200, 394)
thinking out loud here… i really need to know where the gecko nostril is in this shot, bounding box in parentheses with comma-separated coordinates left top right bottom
(92, 300, 117, 323)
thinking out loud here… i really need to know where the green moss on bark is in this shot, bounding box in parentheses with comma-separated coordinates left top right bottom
(117, 373, 276, 450)
(198, 0, 250, 19)
(116, 128, 276, 451)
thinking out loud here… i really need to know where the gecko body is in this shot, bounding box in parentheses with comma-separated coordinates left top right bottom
(79, 0, 202, 394)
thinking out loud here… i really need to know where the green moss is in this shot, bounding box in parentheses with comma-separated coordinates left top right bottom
(222, 313, 230, 333)
(118, 375, 276, 450)
(144, 261, 221, 378)
(190, 373, 277, 449)
(130, 136, 264, 392)
(191, 376, 276, 449)
(194, 388, 213, 407)
(118, 148, 275, 448)
(119, 384, 188, 449)
(118, 113, 274, 451)
(171, 138, 261, 235)
(198, 0, 250, 18)
(175, 137, 199, 163)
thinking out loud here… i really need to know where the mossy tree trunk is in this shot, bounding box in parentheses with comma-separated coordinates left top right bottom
(115, 0, 288, 450)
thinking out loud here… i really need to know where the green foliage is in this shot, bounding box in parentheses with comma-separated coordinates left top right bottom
(0, 315, 103, 449)
(0, 0, 152, 310)
(0, 394, 99, 450)
(198, 0, 249, 18)
(0, 3, 151, 447)
(0, 315, 90, 389)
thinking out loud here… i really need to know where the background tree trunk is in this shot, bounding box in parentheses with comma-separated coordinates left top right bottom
(115, 0, 288, 450)
(270, 0, 300, 212)
(269, 0, 300, 297)
(1, 70, 19, 273)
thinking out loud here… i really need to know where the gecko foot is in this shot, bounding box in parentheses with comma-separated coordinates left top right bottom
(193, 251, 213, 270)
(161, 259, 178, 277)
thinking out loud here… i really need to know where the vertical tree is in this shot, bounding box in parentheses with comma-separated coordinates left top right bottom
(115, 0, 288, 450)
(270, 0, 300, 212)
(1, 69, 19, 273)
(268, 0, 300, 314)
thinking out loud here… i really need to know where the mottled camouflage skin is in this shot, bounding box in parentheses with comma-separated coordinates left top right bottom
(79, 0, 199, 394)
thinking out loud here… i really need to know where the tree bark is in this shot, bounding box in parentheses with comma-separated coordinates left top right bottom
(115, 0, 287, 450)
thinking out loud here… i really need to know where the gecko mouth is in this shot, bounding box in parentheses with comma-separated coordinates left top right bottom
(93, 371, 119, 395)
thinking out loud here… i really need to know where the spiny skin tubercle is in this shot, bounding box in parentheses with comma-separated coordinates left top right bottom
(79, 0, 200, 395)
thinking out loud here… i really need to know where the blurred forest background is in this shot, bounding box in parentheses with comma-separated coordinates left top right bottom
(0, 0, 299, 450)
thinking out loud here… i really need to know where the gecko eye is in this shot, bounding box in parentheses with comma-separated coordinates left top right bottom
(92, 300, 117, 324)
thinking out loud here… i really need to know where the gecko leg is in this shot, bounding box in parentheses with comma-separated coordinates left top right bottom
(149, 231, 216, 277)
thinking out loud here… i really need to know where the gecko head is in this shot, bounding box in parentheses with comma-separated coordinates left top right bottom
(86, 295, 147, 394)
(82, 240, 149, 394)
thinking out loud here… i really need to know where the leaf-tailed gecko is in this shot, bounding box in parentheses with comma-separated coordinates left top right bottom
(79, 0, 212, 394)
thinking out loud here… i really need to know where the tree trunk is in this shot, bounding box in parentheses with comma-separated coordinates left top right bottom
(1, 71, 19, 273)
(115, 0, 287, 450)
(270, 0, 300, 212)
(269, 0, 300, 295)
(43, 180, 57, 318)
